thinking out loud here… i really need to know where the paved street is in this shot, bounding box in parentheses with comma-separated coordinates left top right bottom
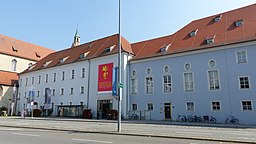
(0, 117, 255, 143)
(0, 127, 237, 144)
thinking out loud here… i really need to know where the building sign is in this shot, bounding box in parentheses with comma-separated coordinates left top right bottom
(98, 63, 113, 92)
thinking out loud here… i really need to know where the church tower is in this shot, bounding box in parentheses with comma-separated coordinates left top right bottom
(71, 27, 80, 47)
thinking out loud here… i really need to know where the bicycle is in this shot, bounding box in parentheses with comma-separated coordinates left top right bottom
(225, 115, 239, 124)
(176, 114, 187, 122)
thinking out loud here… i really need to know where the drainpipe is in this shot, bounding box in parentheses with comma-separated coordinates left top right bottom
(87, 60, 91, 109)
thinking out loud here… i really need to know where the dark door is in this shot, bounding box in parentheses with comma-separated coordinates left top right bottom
(164, 103, 171, 119)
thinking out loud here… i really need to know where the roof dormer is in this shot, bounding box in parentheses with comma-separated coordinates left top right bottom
(159, 44, 171, 53)
(79, 51, 90, 59)
(235, 19, 244, 27)
(43, 60, 52, 67)
(189, 29, 198, 37)
(104, 45, 116, 53)
(60, 56, 69, 63)
(206, 35, 216, 44)
(214, 15, 222, 22)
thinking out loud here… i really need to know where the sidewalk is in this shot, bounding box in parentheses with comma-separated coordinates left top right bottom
(0, 116, 256, 143)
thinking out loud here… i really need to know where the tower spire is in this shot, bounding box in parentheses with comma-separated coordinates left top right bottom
(72, 24, 80, 47)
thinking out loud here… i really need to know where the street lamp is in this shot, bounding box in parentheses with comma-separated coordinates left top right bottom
(117, 0, 122, 132)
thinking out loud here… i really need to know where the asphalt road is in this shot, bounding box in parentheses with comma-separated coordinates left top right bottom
(0, 127, 237, 144)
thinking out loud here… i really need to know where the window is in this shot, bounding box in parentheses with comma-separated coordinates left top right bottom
(235, 19, 244, 27)
(184, 72, 194, 92)
(62, 71, 65, 81)
(146, 68, 152, 75)
(206, 37, 215, 44)
(104, 45, 115, 53)
(147, 103, 154, 111)
(71, 70, 75, 79)
(25, 78, 28, 86)
(52, 89, 55, 96)
(70, 87, 74, 94)
(239, 76, 250, 89)
(32, 77, 34, 85)
(19, 79, 22, 87)
(184, 63, 191, 71)
(236, 50, 247, 63)
(45, 74, 48, 83)
(132, 104, 138, 111)
(80, 86, 85, 94)
(186, 102, 194, 112)
(214, 15, 222, 22)
(37, 91, 40, 97)
(242, 101, 253, 111)
(145, 77, 153, 94)
(53, 73, 56, 82)
(11, 59, 17, 71)
(163, 75, 172, 93)
(38, 75, 41, 84)
(132, 70, 137, 77)
(24, 92, 27, 98)
(81, 68, 85, 78)
(131, 78, 138, 94)
(189, 29, 198, 37)
(209, 59, 216, 68)
(60, 88, 64, 95)
(163, 65, 170, 73)
(211, 101, 221, 111)
(208, 70, 220, 90)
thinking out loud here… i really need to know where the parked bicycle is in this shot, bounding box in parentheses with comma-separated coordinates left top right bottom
(187, 114, 203, 122)
(203, 115, 217, 123)
(176, 114, 187, 122)
(225, 115, 239, 124)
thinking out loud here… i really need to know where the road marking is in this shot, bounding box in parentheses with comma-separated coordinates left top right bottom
(72, 138, 113, 144)
(12, 133, 40, 137)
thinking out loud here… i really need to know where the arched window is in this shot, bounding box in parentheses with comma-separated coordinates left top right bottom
(11, 59, 17, 71)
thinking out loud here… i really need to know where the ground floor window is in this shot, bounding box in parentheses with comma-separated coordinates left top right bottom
(186, 101, 194, 112)
(211, 101, 221, 111)
(241, 100, 253, 111)
(58, 105, 84, 117)
(132, 103, 138, 111)
(147, 103, 154, 111)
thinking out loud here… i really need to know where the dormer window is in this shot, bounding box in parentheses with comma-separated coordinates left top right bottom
(104, 45, 115, 53)
(214, 15, 222, 22)
(60, 56, 69, 63)
(235, 19, 244, 27)
(79, 51, 90, 59)
(12, 46, 18, 52)
(43, 60, 52, 67)
(189, 29, 198, 37)
(160, 44, 171, 53)
(206, 35, 215, 44)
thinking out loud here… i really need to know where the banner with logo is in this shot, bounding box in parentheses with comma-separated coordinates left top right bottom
(112, 66, 118, 97)
(98, 63, 113, 92)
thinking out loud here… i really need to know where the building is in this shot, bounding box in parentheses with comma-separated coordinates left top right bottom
(18, 32, 133, 118)
(0, 34, 54, 115)
(18, 4, 256, 124)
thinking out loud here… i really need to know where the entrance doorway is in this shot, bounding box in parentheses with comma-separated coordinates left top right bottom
(164, 103, 172, 119)
(97, 100, 112, 119)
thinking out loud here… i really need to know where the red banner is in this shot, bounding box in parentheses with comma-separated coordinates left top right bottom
(98, 63, 113, 92)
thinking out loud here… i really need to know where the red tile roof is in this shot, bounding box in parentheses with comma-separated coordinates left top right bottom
(0, 70, 18, 86)
(22, 34, 132, 73)
(0, 34, 54, 61)
(131, 4, 256, 60)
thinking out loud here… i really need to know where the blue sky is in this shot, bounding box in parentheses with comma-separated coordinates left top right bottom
(1, 0, 256, 51)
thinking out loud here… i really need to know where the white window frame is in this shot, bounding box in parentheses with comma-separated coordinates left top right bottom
(238, 76, 250, 90)
(60, 88, 64, 95)
(38, 75, 41, 84)
(241, 100, 253, 112)
(80, 86, 85, 94)
(147, 102, 154, 111)
(131, 103, 138, 111)
(145, 76, 154, 94)
(236, 50, 247, 64)
(81, 68, 86, 78)
(163, 74, 172, 94)
(131, 78, 138, 94)
(183, 72, 194, 92)
(53, 73, 56, 82)
(208, 69, 220, 91)
(52, 89, 55, 96)
(211, 101, 221, 112)
(62, 71, 65, 81)
(70, 87, 74, 95)
(186, 101, 195, 112)
(71, 69, 75, 79)
(45, 74, 48, 83)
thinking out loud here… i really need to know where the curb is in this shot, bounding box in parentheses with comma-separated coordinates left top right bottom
(0, 124, 254, 144)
